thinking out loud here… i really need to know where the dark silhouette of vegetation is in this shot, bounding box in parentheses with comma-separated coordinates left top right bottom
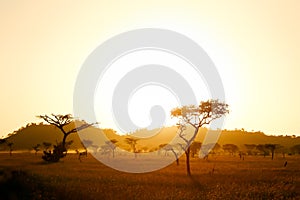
(244, 144, 257, 155)
(256, 144, 269, 157)
(32, 144, 41, 155)
(291, 144, 300, 154)
(42, 142, 52, 151)
(7, 142, 13, 156)
(37, 114, 95, 162)
(211, 143, 221, 155)
(0, 138, 6, 144)
(190, 142, 202, 158)
(159, 143, 180, 165)
(125, 137, 139, 158)
(42, 141, 72, 162)
(222, 144, 239, 155)
(99, 139, 118, 157)
(171, 99, 229, 176)
(265, 144, 278, 160)
(76, 149, 88, 162)
(105, 139, 118, 158)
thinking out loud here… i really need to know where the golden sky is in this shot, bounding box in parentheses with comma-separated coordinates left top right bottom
(0, 1, 299, 137)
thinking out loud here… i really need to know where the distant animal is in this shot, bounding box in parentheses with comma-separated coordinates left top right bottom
(284, 161, 288, 167)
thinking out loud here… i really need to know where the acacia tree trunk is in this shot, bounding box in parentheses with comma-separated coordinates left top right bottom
(185, 147, 191, 176)
(271, 150, 274, 160)
(170, 149, 179, 165)
(62, 134, 67, 149)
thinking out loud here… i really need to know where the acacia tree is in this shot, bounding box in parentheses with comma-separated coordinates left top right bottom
(265, 144, 278, 160)
(222, 144, 239, 155)
(125, 137, 139, 158)
(190, 142, 202, 158)
(37, 114, 96, 162)
(291, 144, 300, 155)
(159, 143, 180, 165)
(38, 114, 95, 150)
(256, 144, 269, 157)
(106, 139, 118, 158)
(244, 144, 257, 155)
(171, 99, 229, 176)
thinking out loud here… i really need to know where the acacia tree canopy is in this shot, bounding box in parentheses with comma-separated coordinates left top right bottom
(171, 99, 229, 176)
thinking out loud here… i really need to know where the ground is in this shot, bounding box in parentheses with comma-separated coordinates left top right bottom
(0, 153, 299, 200)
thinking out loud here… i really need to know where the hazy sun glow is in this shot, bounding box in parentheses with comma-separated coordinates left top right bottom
(94, 49, 210, 133)
(0, 1, 299, 137)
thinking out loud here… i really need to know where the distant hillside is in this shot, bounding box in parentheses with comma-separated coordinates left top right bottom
(1, 123, 299, 152)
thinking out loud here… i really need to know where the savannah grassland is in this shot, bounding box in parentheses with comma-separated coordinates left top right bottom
(0, 153, 299, 200)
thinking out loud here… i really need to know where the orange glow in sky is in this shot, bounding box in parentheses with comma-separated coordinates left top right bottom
(0, 1, 299, 137)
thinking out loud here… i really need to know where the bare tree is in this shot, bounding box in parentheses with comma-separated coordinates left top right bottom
(171, 99, 229, 176)
(125, 137, 139, 158)
(37, 114, 96, 162)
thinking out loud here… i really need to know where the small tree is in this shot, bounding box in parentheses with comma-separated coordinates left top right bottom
(291, 144, 300, 155)
(265, 144, 278, 160)
(7, 142, 13, 156)
(125, 137, 139, 158)
(211, 143, 222, 155)
(37, 114, 96, 162)
(159, 143, 180, 165)
(106, 139, 118, 158)
(190, 142, 202, 158)
(244, 144, 257, 155)
(256, 144, 269, 157)
(32, 144, 41, 155)
(222, 144, 239, 156)
(171, 99, 229, 176)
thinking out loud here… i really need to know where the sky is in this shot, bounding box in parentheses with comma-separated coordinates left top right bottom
(0, 1, 299, 137)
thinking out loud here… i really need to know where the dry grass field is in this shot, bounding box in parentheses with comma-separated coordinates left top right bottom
(0, 153, 299, 200)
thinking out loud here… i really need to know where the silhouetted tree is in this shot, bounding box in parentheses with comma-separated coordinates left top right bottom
(244, 144, 257, 155)
(265, 144, 278, 160)
(125, 137, 139, 158)
(291, 144, 300, 155)
(190, 142, 202, 158)
(32, 144, 41, 155)
(171, 99, 229, 176)
(256, 144, 269, 157)
(276, 145, 287, 158)
(7, 142, 13, 156)
(211, 143, 222, 154)
(222, 144, 239, 155)
(106, 139, 118, 158)
(37, 114, 96, 162)
(0, 138, 6, 144)
(159, 143, 180, 165)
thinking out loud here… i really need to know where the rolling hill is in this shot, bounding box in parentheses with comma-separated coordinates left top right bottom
(1, 123, 300, 152)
